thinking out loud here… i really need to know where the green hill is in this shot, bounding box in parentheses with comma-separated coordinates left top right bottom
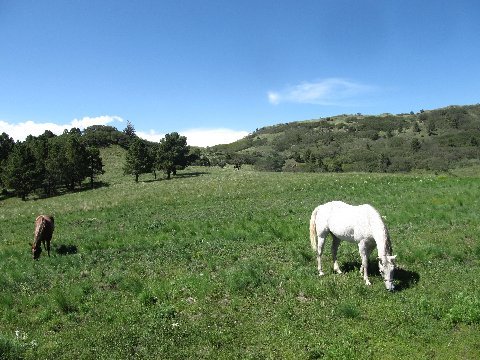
(208, 104, 480, 173)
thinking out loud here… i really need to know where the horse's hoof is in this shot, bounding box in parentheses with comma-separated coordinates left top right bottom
(318, 272, 325, 276)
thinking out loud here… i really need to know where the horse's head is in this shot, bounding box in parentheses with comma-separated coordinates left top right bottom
(378, 255, 396, 291)
(32, 244, 42, 260)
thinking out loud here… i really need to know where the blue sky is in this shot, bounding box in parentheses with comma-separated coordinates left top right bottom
(1, 0, 479, 146)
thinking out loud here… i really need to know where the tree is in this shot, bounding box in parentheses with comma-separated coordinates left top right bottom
(156, 132, 191, 179)
(83, 125, 129, 148)
(123, 120, 136, 137)
(44, 136, 67, 194)
(124, 138, 153, 182)
(64, 133, 89, 190)
(25, 133, 54, 195)
(2, 142, 40, 200)
(378, 153, 391, 172)
(412, 122, 421, 133)
(410, 138, 421, 152)
(0, 132, 15, 162)
(86, 146, 104, 188)
(427, 119, 437, 136)
(0, 132, 15, 189)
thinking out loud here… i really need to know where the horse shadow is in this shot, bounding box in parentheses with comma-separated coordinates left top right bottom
(55, 244, 78, 255)
(35, 181, 110, 200)
(142, 171, 207, 183)
(341, 261, 420, 291)
(172, 171, 207, 178)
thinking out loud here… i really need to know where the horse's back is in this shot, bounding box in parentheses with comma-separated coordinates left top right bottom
(35, 215, 54, 240)
(316, 201, 384, 243)
(315, 201, 355, 241)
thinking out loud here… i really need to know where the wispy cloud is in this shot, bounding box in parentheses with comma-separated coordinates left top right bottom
(0, 115, 124, 141)
(268, 78, 376, 106)
(137, 128, 249, 147)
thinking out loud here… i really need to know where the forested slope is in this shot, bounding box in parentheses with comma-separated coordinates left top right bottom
(209, 104, 480, 173)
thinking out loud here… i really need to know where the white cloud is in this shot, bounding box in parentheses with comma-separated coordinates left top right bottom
(137, 128, 249, 147)
(268, 78, 376, 106)
(0, 115, 124, 141)
(136, 130, 164, 143)
(181, 128, 249, 147)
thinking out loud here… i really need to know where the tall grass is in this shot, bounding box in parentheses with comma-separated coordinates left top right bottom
(0, 146, 479, 359)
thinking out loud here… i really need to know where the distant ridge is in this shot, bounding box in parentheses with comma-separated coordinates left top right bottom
(206, 104, 480, 173)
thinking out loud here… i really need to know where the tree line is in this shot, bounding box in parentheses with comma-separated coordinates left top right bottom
(0, 129, 105, 200)
(123, 128, 198, 182)
(0, 122, 198, 200)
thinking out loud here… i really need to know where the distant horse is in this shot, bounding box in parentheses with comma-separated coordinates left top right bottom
(32, 215, 54, 260)
(309, 201, 396, 291)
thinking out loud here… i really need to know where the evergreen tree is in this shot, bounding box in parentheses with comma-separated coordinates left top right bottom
(156, 132, 191, 179)
(64, 133, 89, 190)
(2, 142, 40, 200)
(0, 132, 15, 189)
(123, 120, 136, 138)
(0, 132, 14, 162)
(86, 146, 105, 188)
(124, 138, 153, 182)
(44, 136, 67, 194)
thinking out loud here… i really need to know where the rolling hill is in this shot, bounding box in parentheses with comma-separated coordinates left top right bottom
(207, 104, 480, 173)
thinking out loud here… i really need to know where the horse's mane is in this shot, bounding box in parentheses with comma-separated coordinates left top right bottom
(367, 204, 393, 256)
(383, 226, 393, 255)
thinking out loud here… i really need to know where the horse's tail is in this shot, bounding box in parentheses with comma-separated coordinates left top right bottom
(310, 207, 318, 251)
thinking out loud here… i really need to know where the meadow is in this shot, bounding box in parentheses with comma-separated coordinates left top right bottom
(1, 146, 479, 359)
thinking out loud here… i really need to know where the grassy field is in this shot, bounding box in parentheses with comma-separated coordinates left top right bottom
(1, 146, 479, 359)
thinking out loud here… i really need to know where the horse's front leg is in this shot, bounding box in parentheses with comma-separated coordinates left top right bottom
(358, 242, 371, 286)
(332, 235, 342, 274)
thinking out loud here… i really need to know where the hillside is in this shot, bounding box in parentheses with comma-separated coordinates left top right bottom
(208, 104, 480, 173)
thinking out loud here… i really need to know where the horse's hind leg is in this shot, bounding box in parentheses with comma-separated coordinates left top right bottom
(332, 235, 342, 274)
(316, 231, 328, 276)
(42, 238, 51, 257)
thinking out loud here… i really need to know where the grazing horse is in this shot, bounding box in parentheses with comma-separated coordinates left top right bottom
(309, 201, 396, 291)
(32, 215, 54, 260)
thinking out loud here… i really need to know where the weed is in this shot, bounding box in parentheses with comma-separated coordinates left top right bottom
(447, 292, 480, 325)
(53, 289, 78, 314)
(336, 302, 361, 319)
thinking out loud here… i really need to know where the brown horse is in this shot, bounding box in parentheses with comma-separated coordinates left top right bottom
(32, 215, 55, 260)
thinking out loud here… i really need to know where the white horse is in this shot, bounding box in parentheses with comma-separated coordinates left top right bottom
(309, 201, 396, 291)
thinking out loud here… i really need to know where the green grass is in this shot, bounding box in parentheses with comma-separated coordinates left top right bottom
(1, 146, 479, 359)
